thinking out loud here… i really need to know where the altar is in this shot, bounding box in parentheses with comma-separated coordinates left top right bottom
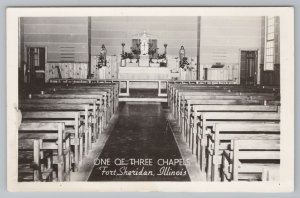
(118, 67, 170, 80)
(118, 31, 171, 80)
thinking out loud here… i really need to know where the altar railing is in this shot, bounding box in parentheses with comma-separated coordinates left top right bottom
(49, 78, 237, 98)
(49, 78, 168, 97)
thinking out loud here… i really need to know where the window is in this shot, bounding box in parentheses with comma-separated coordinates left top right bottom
(265, 16, 275, 70)
(131, 39, 158, 58)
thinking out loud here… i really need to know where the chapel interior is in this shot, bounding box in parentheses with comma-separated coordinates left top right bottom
(18, 16, 281, 182)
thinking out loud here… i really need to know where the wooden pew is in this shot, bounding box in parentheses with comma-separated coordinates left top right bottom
(192, 111, 280, 172)
(166, 83, 281, 182)
(173, 90, 278, 118)
(169, 84, 279, 112)
(19, 103, 94, 157)
(173, 89, 279, 118)
(21, 98, 99, 134)
(171, 86, 280, 140)
(167, 84, 238, 106)
(170, 87, 280, 143)
(70, 83, 118, 108)
(28, 84, 117, 117)
(19, 122, 71, 182)
(30, 93, 106, 131)
(179, 93, 278, 118)
(66, 84, 119, 112)
(46, 89, 114, 121)
(206, 122, 280, 181)
(22, 111, 83, 169)
(221, 139, 280, 181)
(52, 83, 119, 113)
(168, 84, 279, 99)
(180, 94, 279, 135)
(47, 81, 120, 110)
(168, 82, 278, 97)
(179, 98, 269, 141)
(173, 88, 278, 122)
(32, 91, 111, 126)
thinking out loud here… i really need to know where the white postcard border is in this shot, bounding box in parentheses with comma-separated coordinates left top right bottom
(6, 7, 294, 192)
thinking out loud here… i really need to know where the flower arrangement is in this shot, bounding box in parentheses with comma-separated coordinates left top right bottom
(121, 52, 133, 59)
(121, 52, 134, 63)
(148, 47, 158, 59)
(180, 57, 190, 70)
(157, 53, 166, 59)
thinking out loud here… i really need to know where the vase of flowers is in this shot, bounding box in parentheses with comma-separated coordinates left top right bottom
(180, 57, 190, 70)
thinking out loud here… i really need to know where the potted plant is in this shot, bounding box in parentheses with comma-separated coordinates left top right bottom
(127, 52, 134, 63)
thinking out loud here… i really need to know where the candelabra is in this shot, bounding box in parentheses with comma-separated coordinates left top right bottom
(121, 43, 125, 55)
(164, 43, 168, 55)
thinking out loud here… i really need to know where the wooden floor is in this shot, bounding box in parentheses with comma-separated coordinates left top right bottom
(88, 102, 191, 181)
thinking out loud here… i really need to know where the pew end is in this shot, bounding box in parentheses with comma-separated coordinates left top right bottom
(221, 139, 280, 182)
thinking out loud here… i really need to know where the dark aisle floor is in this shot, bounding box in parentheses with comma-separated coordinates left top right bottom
(88, 102, 190, 181)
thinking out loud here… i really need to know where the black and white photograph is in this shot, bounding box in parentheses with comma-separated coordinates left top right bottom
(6, 7, 294, 192)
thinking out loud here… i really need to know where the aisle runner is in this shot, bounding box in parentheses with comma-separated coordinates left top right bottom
(88, 102, 190, 181)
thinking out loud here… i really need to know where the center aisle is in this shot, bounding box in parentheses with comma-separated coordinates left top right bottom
(88, 102, 190, 181)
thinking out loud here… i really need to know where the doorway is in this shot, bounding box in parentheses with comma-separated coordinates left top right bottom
(240, 50, 258, 85)
(26, 47, 46, 84)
